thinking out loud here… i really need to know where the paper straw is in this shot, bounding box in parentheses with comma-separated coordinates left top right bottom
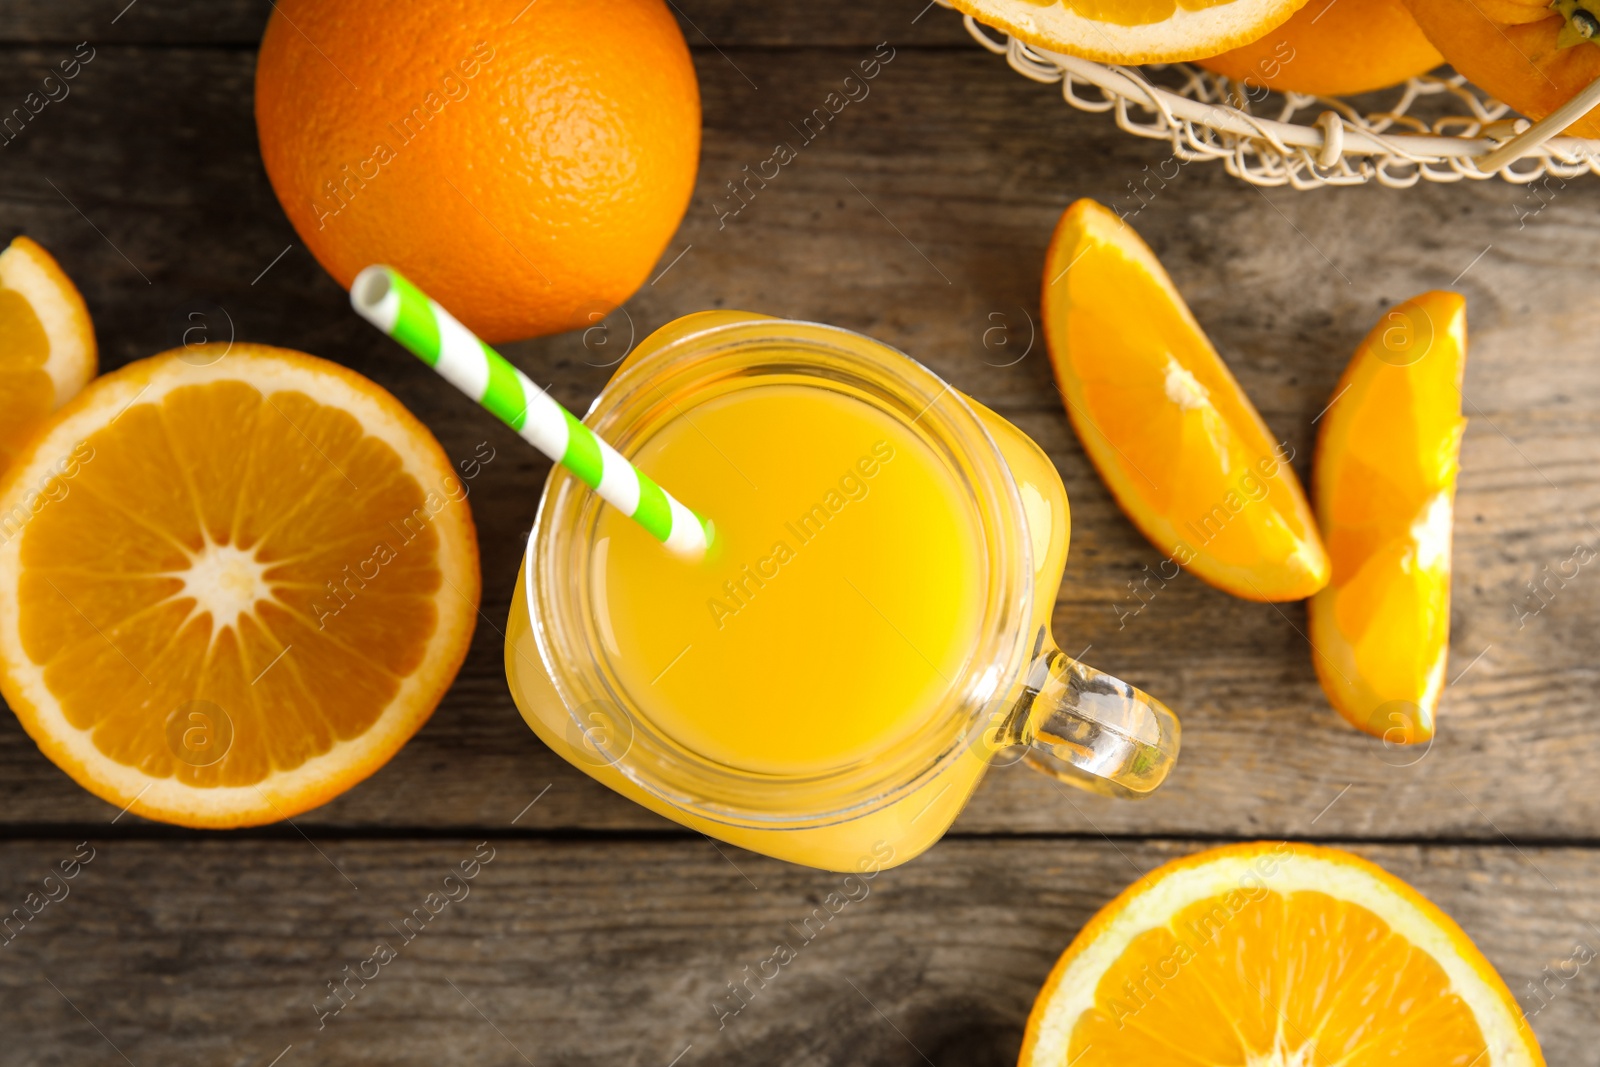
(350, 265, 711, 559)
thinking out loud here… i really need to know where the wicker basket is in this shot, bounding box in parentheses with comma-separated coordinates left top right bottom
(941, 0, 1600, 187)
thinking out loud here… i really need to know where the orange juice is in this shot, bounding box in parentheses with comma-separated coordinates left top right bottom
(593, 383, 987, 776)
(507, 386, 1071, 871)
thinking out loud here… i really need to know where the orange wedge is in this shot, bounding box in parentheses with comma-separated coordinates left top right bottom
(1021, 841, 1544, 1067)
(1309, 292, 1465, 743)
(946, 0, 1311, 63)
(0, 344, 480, 827)
(0, 236, 96, 479)
(1042, 200, 1329, 602)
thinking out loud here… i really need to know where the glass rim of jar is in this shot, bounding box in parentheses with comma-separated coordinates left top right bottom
(527, 316, 1036, 829)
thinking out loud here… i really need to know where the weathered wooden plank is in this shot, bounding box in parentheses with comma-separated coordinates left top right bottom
(0, 0, 973, 47)
(1, 401, 1594, 839)
(3, 45, 1594, 413)
(0, 2, 265, 44)
(0, 838, 1591, 1065)
(0, 44, 1595, 839)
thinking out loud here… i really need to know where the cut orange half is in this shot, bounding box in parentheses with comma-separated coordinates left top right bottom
(1021, 841, 1544, 1067)
(0, 344, 480, 827)
(0, 236, 97, 479)
(947, 0, 1311, 64)
(1042, 199, 1329, 602)
(1309, 292, 1466, 743)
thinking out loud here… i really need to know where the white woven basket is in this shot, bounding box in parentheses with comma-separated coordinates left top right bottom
(941, 0, 1600, 187)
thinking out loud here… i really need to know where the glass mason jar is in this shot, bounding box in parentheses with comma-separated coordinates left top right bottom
(505, 312, 1179, 872)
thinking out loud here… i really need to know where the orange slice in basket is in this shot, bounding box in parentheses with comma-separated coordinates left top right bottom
(0, 236, 96, 479)
(1042, 199, 1329, 602)
(1308, 292, 1466, 743)
(1020, 841, 1544, 1067)
(946, 0, 1311, 64)
(0, 344, 479, 827)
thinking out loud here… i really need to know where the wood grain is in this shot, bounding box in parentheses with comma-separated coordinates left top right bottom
(0, 0, 974, 46)
(0, 838, 1592, 1065)
(0, 2, 1596, 1063)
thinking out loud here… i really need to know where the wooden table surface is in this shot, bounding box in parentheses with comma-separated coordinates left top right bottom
(1, 2, 1597, 1064)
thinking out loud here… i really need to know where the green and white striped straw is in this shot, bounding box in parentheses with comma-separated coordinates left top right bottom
(350, 265, 711, 560)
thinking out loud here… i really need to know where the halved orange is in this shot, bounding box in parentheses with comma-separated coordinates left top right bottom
(0, 236, 96, 479)
(946, 0, 1311, 64)
(1042, 199, 1329, 602)
(1309, 292, 1465, 743)
(0, 344, 480, 827)
(1021, 841, 1544, 1066)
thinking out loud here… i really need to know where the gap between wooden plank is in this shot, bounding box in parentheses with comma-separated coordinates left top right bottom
(0, 823, 1596, 850)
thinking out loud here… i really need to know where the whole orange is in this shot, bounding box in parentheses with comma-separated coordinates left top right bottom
(1195, 0, 1442, 96)
(1402, 0, 1600, 137)
(255, 0, 700, 343)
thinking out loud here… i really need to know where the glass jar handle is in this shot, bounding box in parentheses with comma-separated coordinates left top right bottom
(1004, 644, 1180, 798)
